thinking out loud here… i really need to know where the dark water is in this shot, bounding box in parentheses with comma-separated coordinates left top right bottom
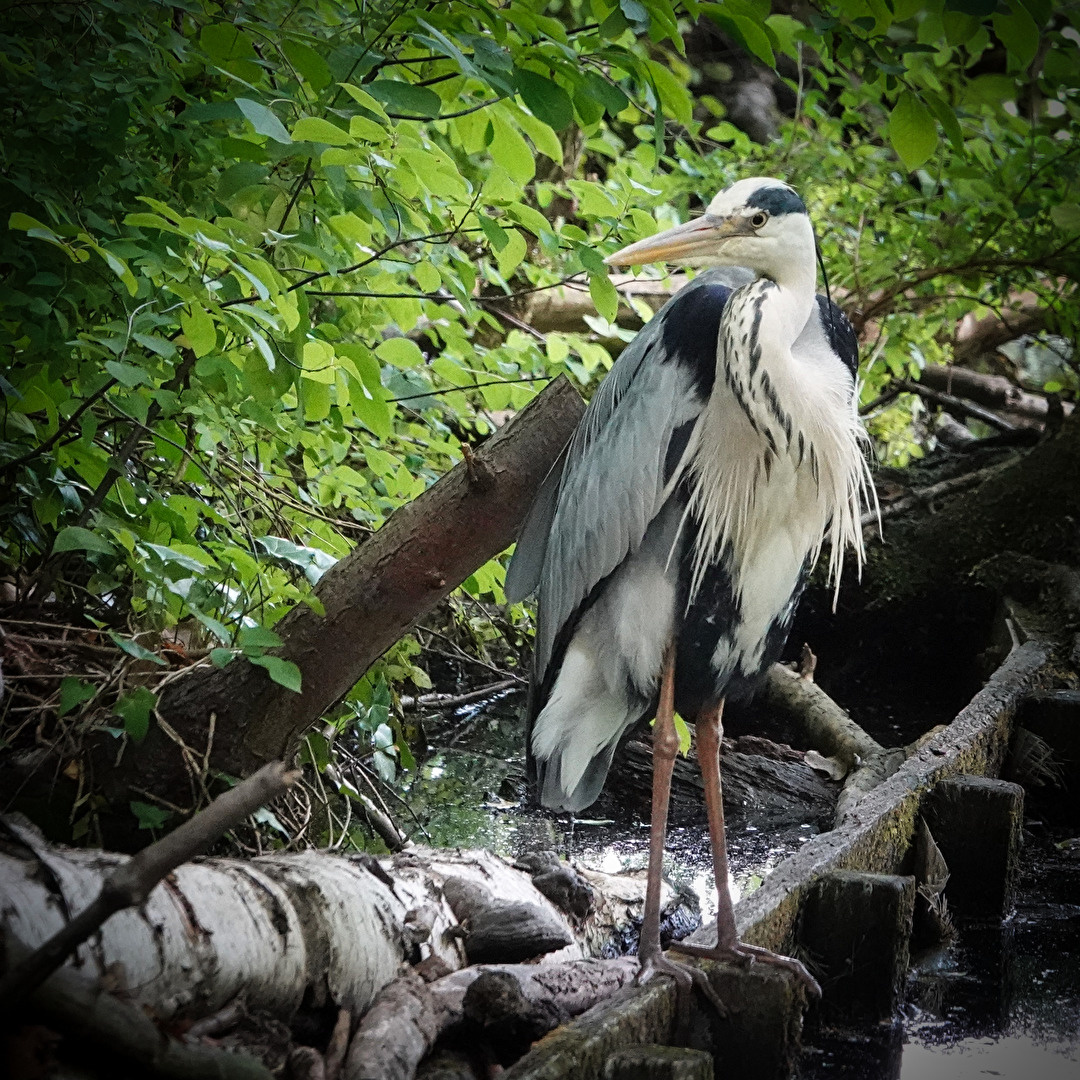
(802, 820, 1080, 1079)
(404, 691, 817, 926)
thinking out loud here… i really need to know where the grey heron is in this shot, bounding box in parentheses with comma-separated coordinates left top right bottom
(505, 177, 873, 999)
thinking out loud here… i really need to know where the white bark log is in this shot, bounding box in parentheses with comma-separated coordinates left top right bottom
(1, 819, 585, 1023)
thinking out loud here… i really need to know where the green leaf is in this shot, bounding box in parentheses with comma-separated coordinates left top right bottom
(673, 712, 692, 757)
(58, 677, 96, 716)
(104, 360, 151, 388)
(645, 60, 693, 127)
(236, 98, 293, 144)
(993, 6, 1040, 68)
(366, 79, 442, 118)
(108, 632, 167, 666)
(479, 213, 510, 252)
(924, 93, 965, 151)
(249, 654, 303, 692)
(496, 229, 527, 277)
(53, 526, 115, 555)
(339, 83, 391, 123)
(589, 273, 619, 323)
(237, 625, 285, 650)
(583, 71, 629, 117)
(210, 648, 237, 669)
(375, 338, 425, 369)
(256, 535, 338, 584)
(291, 116, 351, 146)
(1050, 203, 1080, 232)
(130, 800, 172, 830)
(889, 91, 939, 171)
(514, 67, 574, 130)
(489, 114, 535, 183)
(114, 686, 156, 742)
(181, 304, 217, 358)
(281, 40, 332, 90)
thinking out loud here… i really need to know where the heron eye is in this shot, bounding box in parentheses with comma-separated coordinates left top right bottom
(750, 211, 768, 228)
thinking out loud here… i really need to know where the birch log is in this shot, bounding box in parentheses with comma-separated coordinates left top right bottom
(0, 825, 580, 1022)
(0, 825, 674, 1027)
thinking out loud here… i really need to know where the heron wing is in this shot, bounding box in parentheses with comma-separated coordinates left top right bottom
(508, 269, 750, 683)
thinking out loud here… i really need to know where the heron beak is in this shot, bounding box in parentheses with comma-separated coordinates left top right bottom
(604, 214, 749, 267)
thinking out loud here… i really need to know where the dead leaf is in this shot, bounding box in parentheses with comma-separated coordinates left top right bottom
(804, 750, 848, 781)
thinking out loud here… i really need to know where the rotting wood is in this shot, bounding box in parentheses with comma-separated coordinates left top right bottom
(757, 665, 905, 826)
(923, 776, 1024, 920)
(604, 1044, 714, 1079)
(608, 733, 837, 830)
(345, 958, 639, 1080)
(707, 640, 1049, 955)
(58, 376, 585, 835)
(797, 871, 915, 1024)
(502, 982, 675, 1080)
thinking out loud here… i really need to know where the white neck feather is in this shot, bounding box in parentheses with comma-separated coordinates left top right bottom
(683, 281, 874, 613)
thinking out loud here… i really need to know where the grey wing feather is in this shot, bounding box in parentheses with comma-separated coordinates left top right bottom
(504, 325, 662, 604)
(530, 328, 705, 682)
(503, 443, 569, 603)
(506, 268, 750, 681)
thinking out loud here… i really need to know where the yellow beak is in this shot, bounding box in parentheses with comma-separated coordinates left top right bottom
(604, 214, 751, 267)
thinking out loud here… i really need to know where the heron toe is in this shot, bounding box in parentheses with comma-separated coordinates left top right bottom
(671, 938, 822, 999)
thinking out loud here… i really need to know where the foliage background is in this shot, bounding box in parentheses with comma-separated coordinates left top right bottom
(2, 0, 1078, 840)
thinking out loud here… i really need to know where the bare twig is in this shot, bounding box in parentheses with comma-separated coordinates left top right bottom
(863, 458, 1015, 528)
(897, 378, 1017, 433)
(398, 678, 522, 711)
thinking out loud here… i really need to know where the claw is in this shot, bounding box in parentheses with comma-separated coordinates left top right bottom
(637, 949, 728, 1020)
(671, 939, 822, 999)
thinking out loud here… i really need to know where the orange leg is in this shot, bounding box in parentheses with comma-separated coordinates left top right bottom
(637, 645, 726, 1018)
(671, 702, 821, 998)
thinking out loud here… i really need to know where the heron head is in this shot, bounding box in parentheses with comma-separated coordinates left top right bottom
(605, 177, 813, 280)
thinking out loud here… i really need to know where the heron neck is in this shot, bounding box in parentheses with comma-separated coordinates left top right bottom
(761, 251, 817, 350)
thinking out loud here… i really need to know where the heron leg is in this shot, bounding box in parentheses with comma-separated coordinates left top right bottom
(636, 645, 726, 1019)
(671, 703, 821, 999)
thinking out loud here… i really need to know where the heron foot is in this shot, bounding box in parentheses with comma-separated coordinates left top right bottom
(670, 939, 821, 999)
(636, 947, 728, 1020)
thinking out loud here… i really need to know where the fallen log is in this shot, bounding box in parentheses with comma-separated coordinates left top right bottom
(918, 364, 1070, 423)
(0, 837, 585, 1025)
(757, 664, 906, 825)
(1, 827, 688, 1079)
(0, 761, 298, 1008)
(605, 732, 837, 831)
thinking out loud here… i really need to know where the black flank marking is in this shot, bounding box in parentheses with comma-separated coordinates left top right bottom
(816, 295, 859, 380)
(664, 419, 696, 484)
(810, 445, 819, 485)
(797, 431, 806, 467)
(763, 449, 772, 482)
(757, 370, 789, 442)
(660, 280, 736, 399)
(748, 301, 764, 379)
